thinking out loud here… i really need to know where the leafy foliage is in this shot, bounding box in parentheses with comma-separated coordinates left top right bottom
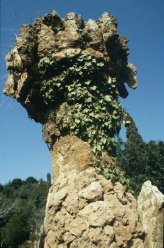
(4, 12, 138, 190)
(2, 201, 31, 248)
(38, 53, 128, 184)
(10, 178, 23, 190)
(0, 176, 50, 247)
(145, 141, 164, 193)
(39, 53, 124, 158)
(96, 155, 131, 189)
(117, 114, 164, 195)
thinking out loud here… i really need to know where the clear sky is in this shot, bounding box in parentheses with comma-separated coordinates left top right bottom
(0, 0, 164, 184)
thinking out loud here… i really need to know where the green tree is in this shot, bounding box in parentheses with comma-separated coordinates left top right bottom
(2, 214, 29, 248)
(1, 200, 31, 247)
(46, 173, 51, 188)
(0, 184, 3, 192)
(32, 181, 48, 209)
(0, 176, 50, 247)
(26, 176, 38, 184)
(146, 141, 164, 193)
(11, 178, 23, 189)
(116, 136, 124, 167)
(123, 114, 148, 194)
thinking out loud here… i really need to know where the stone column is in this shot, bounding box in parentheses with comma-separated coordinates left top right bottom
(41, 135, 145, 248)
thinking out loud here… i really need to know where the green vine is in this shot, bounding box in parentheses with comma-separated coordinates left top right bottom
(39, 53, 126, 183)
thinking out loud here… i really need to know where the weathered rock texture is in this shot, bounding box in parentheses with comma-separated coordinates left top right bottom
(4, 11, 164, 248)
(4, 11, 137, 151)
(138, 181, 164, 248)
(41, 135, 145, 248)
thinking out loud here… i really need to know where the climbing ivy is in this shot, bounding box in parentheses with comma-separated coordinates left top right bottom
(39, 54, 123, 151)
(38, 53, 126, 182)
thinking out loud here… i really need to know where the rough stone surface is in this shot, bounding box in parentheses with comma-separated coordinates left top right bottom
(78, 181, 103, 201)
(138, 181, 164, 248)
(51, 135, 95, 180)
(4, 11, 137, 134)
(41, 135, 145, 248)
(4, 11, 163, 248)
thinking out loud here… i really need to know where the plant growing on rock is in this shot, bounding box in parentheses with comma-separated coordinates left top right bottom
(4, 12, 137, 182)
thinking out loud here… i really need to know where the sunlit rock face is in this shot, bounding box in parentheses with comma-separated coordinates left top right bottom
(138, 181, 164, 248)
(3, 11, 164, 248)
(4, 11, 137, 150)
(41, 135, 145, 248)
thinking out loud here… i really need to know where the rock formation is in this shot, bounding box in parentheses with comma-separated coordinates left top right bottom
(4, 11, 137, 157)
(138, 181, 164, 248)
(41, 135, 145, 248)
(3, 11, 164, 248)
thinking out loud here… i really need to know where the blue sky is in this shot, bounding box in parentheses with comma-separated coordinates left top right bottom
(0, 0, 164, 184)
